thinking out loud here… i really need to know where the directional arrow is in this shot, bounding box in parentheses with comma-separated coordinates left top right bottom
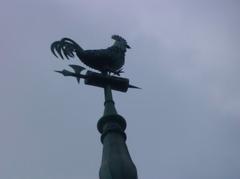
(55, 65, 140, 92)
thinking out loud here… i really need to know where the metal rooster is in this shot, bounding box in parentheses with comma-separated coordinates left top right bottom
(51, 35, 130, 75)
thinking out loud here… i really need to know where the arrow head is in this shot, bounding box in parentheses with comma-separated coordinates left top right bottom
(55, 69, 73, 76)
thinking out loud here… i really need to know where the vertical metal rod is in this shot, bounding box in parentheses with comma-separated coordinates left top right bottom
(104, 85, 113, 102)
(103, 72, 117, 116)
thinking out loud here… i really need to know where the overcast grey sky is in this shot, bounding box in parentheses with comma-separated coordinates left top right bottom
(0, 0, 240, 179)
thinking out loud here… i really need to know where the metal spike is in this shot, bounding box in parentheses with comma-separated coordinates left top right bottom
(128, 84, 141, 89)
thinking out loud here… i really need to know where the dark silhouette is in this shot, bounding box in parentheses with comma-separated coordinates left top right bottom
(51, 35, 130, 75)
(50, 35, 138, 179)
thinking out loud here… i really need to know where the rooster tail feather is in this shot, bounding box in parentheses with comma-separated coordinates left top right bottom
(51, 41, 60, 58)
(51, 38, 84, 59)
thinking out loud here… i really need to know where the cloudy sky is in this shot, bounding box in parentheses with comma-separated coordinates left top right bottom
(0, 0, 240, 178)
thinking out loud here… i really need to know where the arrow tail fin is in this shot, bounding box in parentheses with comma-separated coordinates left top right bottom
(69, 65, 86, 83)
(69, 65, 85, 74)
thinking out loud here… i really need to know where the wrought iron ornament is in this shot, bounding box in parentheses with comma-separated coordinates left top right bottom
(51, 35, 139, 92)
(51, 35, 138, 179)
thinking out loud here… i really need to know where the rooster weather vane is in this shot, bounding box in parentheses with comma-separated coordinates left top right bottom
(51, 35, 139, 179)
(51, 35, 140, 92)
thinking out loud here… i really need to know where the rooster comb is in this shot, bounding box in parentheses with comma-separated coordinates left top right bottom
(112, 35, 127, 43)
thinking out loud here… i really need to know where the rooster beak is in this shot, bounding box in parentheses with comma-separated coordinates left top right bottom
(126, 44, 131, 49)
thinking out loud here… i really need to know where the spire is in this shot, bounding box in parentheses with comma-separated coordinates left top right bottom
(97, 85, 138, 179)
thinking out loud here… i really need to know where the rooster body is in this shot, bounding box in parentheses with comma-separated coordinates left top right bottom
(51, 35, 130, 75)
